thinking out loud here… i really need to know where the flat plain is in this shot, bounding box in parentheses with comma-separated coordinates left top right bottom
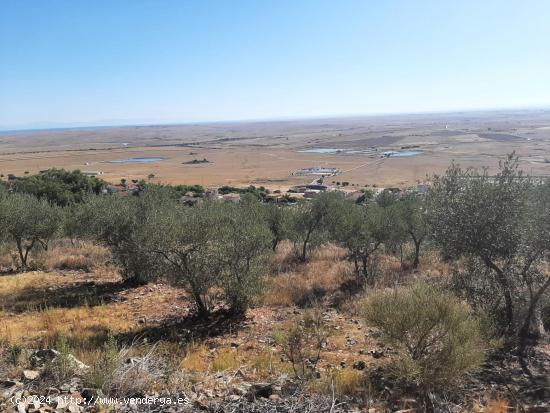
(1, 109, 550, 189)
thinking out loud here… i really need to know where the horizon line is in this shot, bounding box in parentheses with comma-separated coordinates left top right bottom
(2, 105, 549, 134)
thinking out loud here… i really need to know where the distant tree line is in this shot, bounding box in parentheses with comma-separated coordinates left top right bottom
(5, 168, 105, 206)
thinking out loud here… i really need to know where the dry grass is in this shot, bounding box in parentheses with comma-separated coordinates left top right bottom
(211, 348, 240, 372)
(180, 343, 210, 372)
(250, 349, 278, 377)
(308, 368, 365, 397)
(0, 269, 183, 365)
(0, 240, 499, 409)
(0, 267, 119, 314)
(471, 397, 510, 413)
(264, 244, 351, 307)
(0, 271, 67, 297)
(0, 243, 17, 269)
(265, 243, 452, 308)
(331, 369, 365, 396)
(1, 303, 134, 354)
(180, 344, 244, 373)
(44, 240, 111, 272)
(0, 240, 111, 273)
(419, 247, 451, 277)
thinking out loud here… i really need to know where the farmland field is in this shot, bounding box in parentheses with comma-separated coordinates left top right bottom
(2, 109, 549, 189)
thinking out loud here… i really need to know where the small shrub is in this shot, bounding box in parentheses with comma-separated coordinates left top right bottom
(362, 282, 484, 388)
(44, 336, 77, 381)
(84, 336, 121, 390)
(275, 308, 328, 379)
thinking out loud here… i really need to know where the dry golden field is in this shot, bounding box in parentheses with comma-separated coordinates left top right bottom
(1, 110, 550, 189)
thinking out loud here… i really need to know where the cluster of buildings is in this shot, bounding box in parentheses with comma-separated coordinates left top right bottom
(292, 166, 340, 176)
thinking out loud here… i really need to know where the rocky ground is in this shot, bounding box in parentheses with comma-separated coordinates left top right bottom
(1, 264, 549, 412)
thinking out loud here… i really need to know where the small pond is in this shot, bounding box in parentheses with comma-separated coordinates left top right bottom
(299, 148, 422, 157)
(298, 148, 343, 154)
(110, 157, 164, 164)
(389, 151, 422, 157)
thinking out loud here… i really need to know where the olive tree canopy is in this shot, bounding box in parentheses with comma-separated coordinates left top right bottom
(427, 154, 550, 340)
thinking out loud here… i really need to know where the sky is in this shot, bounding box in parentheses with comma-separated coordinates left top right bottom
(1, 0, 549, 129)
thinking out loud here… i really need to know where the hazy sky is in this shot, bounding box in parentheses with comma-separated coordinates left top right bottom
(1, 0, 549, 128)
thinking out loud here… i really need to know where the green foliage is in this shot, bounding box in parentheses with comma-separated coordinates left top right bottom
(396, 194, 428, 268)
(355, 188, 375, 204)
(44, 336, 78, 381)
(427, 156, 528, 263)
(171, 184, 205, 196)
(217, 200, 272, 313)
(0, 192, 60, 270)
(84, 336, 121, 390)
(263, 203, 290, 251)
(363, 282, 484, 388)
(288, 191, 346, 261)
(77, 188, 172, 284)
(183, 158, 210, 165)
(218, 185, 268, 199)
(147, 201, 224, 314)
(11, 168, 105, 206)
(427, 154, 550, 338)
(376, 189, 399, 208)
(330, 200, 403, 283)
(148, 199, 273, 315)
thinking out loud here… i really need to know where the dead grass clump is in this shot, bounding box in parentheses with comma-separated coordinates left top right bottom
(44, 241, 110, 272)
(419, 247, 451, 277)
(84, 338, 162, 397)
(331, 368, 365, 396)
(180, 343, 210, 372)
(471, 397, 509, 413)
(250, 349, 277, 377)
(307, 368, 365, 398)
(211, 348, 239, 372)
(264, 246, 351, 307)
(0, 243, 18, 270)
(42, 336, 83, 381)
(272, 242, 346, 272)
(374, 254, 405, 287)
(309, 244, 347, 262)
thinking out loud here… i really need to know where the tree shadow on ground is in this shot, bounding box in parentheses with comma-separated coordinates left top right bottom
(466, 346, 549, 407)
(0, 280, 129, 313)
(117, 309, 247, 345)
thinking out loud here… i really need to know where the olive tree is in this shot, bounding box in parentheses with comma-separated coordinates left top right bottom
(331, 201, 398, 285)
(147, 201, 223, 316)
(217, 200, 273, 314)
(263, 203, 290, 251)
(288, 192, 345, 261)
(78, 189, 168, 285)
(149, 198, 273, 316)
(397, 194, 428, 268)
(0, 193, 60, 270)
(427, 154, 550, 341)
